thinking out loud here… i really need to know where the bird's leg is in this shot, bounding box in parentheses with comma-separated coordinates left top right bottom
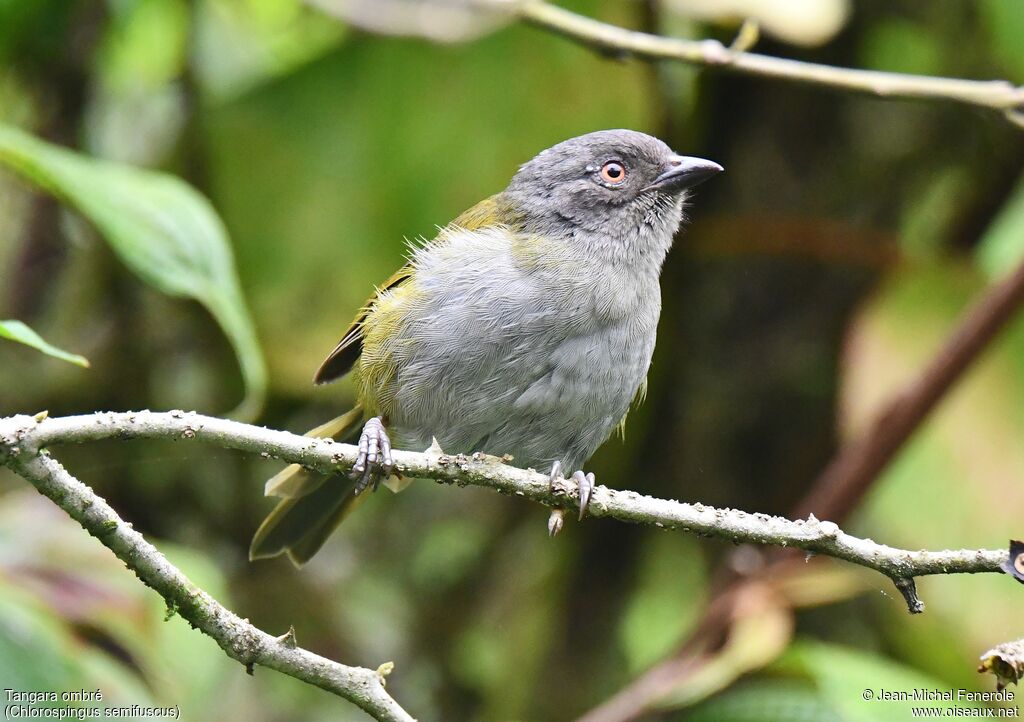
(547, 461, 566, 536)
(350, 416, 394, 494)
(547, 461, 596, 535)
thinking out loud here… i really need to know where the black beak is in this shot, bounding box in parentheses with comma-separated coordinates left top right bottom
(647, 155, 723, 192)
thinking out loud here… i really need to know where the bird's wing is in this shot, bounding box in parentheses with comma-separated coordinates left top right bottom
(312, 195, 505, 385)
(313, 264, 413, 384)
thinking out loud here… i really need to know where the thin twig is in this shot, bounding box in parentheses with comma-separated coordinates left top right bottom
(516, 1, 1024, 128)
(0, 415, 414, 722)
(0, 411, 1009, 615)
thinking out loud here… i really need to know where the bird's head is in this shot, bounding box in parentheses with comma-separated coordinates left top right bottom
(504, 129, 722, 262)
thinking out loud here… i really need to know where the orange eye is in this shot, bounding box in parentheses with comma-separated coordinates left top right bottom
(600, 161, 627, 184)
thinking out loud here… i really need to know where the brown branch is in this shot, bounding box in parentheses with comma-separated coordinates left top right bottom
(795, 257, 1024, 522)
(581, 255, 1024, 722)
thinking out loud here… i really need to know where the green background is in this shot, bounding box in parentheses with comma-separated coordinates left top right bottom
(2, 0, 1024, 719)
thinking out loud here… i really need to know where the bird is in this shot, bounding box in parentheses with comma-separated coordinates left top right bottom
(250, 129, 722, 566)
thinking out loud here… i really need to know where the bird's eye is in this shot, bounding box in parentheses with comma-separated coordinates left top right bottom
(600, 161, 627, 185)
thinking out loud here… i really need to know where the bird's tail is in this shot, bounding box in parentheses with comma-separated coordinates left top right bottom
(249, 405, 368, 566)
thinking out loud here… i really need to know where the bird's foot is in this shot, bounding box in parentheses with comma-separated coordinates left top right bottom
(547, 461, 596, 535)
(350, 417, 393, 494)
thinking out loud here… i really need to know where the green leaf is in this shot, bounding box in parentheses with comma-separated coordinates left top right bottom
(618, 533, 706, 674)
(774, 640, 985, 722)
(976, 176, 1024, 280)
(0, 319, 89, 367)
(682, 678, 842, 722)
(0, 123, 265, 419)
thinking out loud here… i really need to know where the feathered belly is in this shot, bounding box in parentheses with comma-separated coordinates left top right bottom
(357, 228, 661, 469)
(374, 304, 656, 470)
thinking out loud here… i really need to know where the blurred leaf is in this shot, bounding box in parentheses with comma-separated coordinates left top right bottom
(449, 523, 566, 719)
(899, 167, 969, 259)
(774, 640, 983, 722)
(653, 562, 870, 715)
(0, 589, 74, 692)
(100, 0, 189, 91)
(772, 561, 872, 610)
(657, 584, 794, 710)
(0, 123, 266, 418)
(0, 0, 69, 65)
(859, 18, 942, 75)
(978, 0, 1024, 77)
(0, 319, 89, 367)
(86, 0, 191, 164)
(976, 176, 1024, 280)
(0, 490, 240, 719)
(618, 533, 706, 673)
(194, 0, 345, 98)
(410, 517, 488, 590)
(682, 678, 842, 722)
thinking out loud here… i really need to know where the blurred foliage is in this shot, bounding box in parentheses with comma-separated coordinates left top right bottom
(2, 0, 1024, 720)
(0, 319, 89, 366)
(0, 122, 265, 418)
(0, 489, 233, 719)
(667, 0, 851, 47)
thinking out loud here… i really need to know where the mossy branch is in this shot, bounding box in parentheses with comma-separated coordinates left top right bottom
(0, 411, 1012, 618)
(0, 413, 414, 722)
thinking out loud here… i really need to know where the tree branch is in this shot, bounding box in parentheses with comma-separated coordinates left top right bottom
(502, 5, 1024, 717)
(516, 1, 1024, 128)
(0, 414, 414, 722)
(0, 411, 1010, 616)
(581, 253, 1024, 721)
(795, 257, 1024, 522)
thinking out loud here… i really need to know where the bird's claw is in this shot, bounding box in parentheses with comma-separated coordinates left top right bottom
(572, 469, 595, 521)
(547, 461, 595, 535)
(350, 417, 393, 494)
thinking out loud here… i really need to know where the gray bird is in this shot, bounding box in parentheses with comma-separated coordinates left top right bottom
(250, 129, 722, 565)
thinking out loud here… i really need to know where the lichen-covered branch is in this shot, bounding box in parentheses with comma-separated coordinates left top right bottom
(516, 1, 1024, 128)
(0, 411, 1010, 616)
(0, 413, 414, 722)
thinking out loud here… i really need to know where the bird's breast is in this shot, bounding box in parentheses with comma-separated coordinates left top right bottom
(359, 226, 662, 466)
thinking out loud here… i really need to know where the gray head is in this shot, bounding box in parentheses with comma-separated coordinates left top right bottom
(503, 129, 722, 262)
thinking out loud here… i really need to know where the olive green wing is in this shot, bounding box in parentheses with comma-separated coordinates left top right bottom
(312, 195, 504, 386)
(313, 265, 413, 384)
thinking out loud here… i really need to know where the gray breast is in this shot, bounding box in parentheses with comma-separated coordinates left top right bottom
(384, 226, 660, 471)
